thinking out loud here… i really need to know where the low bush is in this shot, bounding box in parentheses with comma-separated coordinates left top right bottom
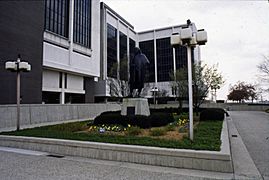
(93, 111, 174, 129)
(129, 115, 151, 129)
(150, 112, 174, 127)
(149, 128, 167, 136)
(265, 109, 269, 113)
(93, 111, 128, 127)
(200, 108, 225, 121)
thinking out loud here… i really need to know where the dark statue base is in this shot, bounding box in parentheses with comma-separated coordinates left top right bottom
(121, 98, 150, 116)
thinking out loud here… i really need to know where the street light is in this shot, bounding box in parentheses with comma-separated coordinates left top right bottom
(151, 87, 159, 106)
(171, 20, 207, 141)
(5, 54, 31, 131)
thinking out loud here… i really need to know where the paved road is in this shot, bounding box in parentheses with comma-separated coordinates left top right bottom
(230, 111, 269, 180)
(0, 147, 233, 180)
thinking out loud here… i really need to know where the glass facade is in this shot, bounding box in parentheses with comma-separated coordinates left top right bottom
(107, 23, 117, 78)
(73, 0, 91, 47)
(156, 38, 173, 82)
(119, 32, 127, 80)
(45, 0, 69, 37)
(139, 40, 155, 82)
(175, 45, 187, 69)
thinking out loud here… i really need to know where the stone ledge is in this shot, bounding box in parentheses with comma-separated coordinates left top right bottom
(0, 118, 232, 173)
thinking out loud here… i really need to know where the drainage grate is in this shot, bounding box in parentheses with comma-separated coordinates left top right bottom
(46, 154, 65, 158)
(232, 135, 238, 137)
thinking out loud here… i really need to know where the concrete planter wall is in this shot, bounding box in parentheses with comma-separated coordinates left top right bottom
(0, 118, 232, 173)
(0, 103, 121, 131)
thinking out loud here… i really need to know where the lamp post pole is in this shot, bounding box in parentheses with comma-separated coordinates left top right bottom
(187, 46, 193, 141)
(16, 56, 21, 131)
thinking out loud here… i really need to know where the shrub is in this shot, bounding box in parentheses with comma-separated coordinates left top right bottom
(200, 108, 225, 121)
(129, 115, 151, 129)
(149, 128, 167, 136)
(125, 126, 142, 136)
(265, 109, 269, 113)
(150, 112, 174, 127)
(93, 111, 128, 127)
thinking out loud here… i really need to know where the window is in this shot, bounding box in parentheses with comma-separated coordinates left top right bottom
(119, 32, 127, 80)
(175, 46, 195, 70)
(73, 0, 91, 48)
(107, 23, 117, 78)
(139, 40, 155, 82)
(129, 38, 136, 61)
(175, 45, 187, 69)
(156, 38, 174, 82)
(45, 0, 69, 37)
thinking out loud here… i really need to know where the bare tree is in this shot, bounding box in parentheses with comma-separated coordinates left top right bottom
(257, 55, 269, 93)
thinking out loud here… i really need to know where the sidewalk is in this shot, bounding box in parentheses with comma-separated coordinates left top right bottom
(227, 115, 263, 179)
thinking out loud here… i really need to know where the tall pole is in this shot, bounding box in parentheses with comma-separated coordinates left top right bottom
(187, 46, 193, 141)
(16, 55, 21, 131)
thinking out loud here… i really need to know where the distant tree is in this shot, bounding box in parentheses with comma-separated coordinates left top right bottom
(193, 63, 225, 113)
(227, 82, 257, 103)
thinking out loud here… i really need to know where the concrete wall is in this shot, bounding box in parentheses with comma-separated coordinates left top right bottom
(150, 103, 269, 111)
(0, 103, 121, 131)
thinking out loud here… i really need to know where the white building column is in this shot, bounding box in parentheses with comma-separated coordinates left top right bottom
(60, 73, 65, 104)
(153, 30, 158, 86)
(116, 19, 120, 79)
(68, 0, 74, 65)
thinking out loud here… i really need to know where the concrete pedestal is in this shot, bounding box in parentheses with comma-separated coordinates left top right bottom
(121, 98, 150, 116)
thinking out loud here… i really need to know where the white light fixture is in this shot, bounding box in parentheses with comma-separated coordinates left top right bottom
(170, 33, 182, 46)
(196, 29, 208, 45)
(18, 62, 31, 71)
(5, 61, 17, 71)
(180, 27, 192, 41)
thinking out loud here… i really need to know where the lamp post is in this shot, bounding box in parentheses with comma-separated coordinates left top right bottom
(5, 54, 31, 131)
(151, 86, 159, 107)
(171, 20, 207, 141)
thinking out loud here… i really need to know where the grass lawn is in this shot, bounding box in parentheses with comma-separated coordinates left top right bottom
(0, 120, 223, 151)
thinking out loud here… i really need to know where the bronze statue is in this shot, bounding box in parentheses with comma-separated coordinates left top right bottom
(129, 47, 150, 97)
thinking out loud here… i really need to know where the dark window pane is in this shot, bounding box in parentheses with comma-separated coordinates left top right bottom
(156, 38, 173, 82)
(107, 23, 117, 78)
(119, 32, 127, 80)
(44, 0, 69, 38)
(139, 40, 155, 82)
(73, 0, 91, 48)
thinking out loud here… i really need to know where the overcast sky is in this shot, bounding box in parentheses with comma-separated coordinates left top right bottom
(102, 0, 269, 100)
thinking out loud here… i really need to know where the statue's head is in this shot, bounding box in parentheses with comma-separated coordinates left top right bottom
(134, 47, 141, 55)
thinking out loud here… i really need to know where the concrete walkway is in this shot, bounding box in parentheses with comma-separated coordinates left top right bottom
(0, 147, 233, 180)
(230, 111, 269, 180)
